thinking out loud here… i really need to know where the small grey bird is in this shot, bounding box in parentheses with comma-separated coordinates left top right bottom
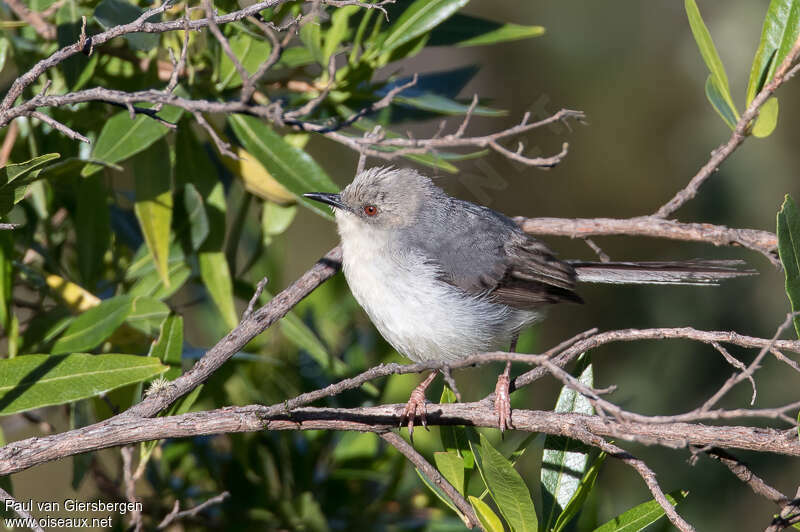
(305, 167, 753, 432)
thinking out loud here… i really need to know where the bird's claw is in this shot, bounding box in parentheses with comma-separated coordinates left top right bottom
(401, 385, 430, 438)
(494, 372, 513, 433)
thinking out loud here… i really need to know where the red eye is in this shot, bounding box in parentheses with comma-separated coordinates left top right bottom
(364, 205, 378, 216)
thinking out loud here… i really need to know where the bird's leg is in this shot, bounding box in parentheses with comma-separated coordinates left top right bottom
(494, 334, 518, 432)
(401, 371, 438, 437)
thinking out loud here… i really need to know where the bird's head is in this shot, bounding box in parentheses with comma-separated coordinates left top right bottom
(304, 167, 443, 230)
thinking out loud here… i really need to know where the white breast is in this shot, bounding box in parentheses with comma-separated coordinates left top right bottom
(336, 213, 538, 363)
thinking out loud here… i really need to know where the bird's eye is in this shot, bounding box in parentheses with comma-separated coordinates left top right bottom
(364, 205, 378, 216)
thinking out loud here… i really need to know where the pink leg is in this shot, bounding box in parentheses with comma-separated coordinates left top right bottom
(494, 335, 519, 432)
(401, 371, 437, 438)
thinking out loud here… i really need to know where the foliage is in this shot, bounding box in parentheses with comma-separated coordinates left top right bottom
(0, 0, 797, 530)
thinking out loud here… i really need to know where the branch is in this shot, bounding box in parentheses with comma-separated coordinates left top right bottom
(2, 404, 800, 478)
(654, 34, 800, 219)
(0, 486, 45, 532)
(516, 216, 779, 266)
(4, 0, 56, 40)
(380, 432, 479, 529)
(157, 491, 230, 530)
(701, 447, 789, 506)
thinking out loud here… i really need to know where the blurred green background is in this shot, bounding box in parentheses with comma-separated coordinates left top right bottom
(2, 1, 799, 531)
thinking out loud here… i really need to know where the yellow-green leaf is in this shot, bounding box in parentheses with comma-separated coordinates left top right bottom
(752, 96, 779, 137)
(469, 495, 506, 532)
(199, 251, 238, 330)
(133, 140, 173, 286)
(777, 195, 800, 337)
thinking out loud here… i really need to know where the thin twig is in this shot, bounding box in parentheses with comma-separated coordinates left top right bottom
(381, 432, 479, 529)
(157, 491, 230, 529)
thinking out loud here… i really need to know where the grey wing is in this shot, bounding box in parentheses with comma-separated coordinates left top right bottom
(406, 201, 582, 309)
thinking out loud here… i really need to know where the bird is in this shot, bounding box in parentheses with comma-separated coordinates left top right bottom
(304, 166, 754, 434)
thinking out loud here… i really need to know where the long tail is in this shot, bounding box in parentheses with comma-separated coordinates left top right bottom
(568, 259, 757, 286)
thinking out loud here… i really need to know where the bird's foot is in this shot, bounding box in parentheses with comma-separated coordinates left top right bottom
(494, 363, 513, 433)
(400, 372, 437, 438)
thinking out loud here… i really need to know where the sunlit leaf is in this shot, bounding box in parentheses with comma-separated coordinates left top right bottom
(430, 14, 545, 47)
(216, 33, 272, 91)
(0, 353, 167, 415)
(704, 75, 739, 130)
(593, 490, 687, 532)
(752, 96, 779, 137)
(379, 0, 470, 54)
(746, 0, 800, 105)
(553, 453, 606, 532)
(228, 115, 338, 218)
(133, 139, 173, 286)
(469, 495, 505, 532)
(51, 295, 133, 354)
(475, 433, 538, 532)
(434, 451, 465, 495)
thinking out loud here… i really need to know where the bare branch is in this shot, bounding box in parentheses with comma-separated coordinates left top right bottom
(29, 111, 90, 143)
(0, 486, 45, 532)
(701, 447, 789, 506)
(654, 34, 800, 219)
(516, 216, 779, 266)
(157, 492, 231, 530)
(381, 432, 479, 529)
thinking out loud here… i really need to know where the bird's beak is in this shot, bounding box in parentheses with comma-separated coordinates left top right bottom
(303, 192, 347, 211)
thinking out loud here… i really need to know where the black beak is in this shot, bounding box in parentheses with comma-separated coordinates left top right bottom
(303, 192, 347, 211)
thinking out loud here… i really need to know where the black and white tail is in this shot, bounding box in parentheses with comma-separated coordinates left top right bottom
(569, 259, 756, 286)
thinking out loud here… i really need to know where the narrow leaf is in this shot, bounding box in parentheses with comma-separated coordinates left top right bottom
(126, 297, 170, 337)
(0, 354, 167, 415)
(552, 453, 607, 532)
(198, 251, 238, 330)
(752, 96, 779, 137)
(216, 33, 272, 91)
(704, 75, 739, 130)
(746, 0, 800, 105)
(541, 354, 594, 531)
(469, 495, 506, 532)
(81, 105, 182, 177)
(76, 175, 110, 288)
(777, 195, 800, 337)
(133, 140, 173, 286)
(94, 0, 160, 50)
(380, 0, 470, 54)
(51, 295, 134, 354)
(476, 433, 538, 532)
(429, 14, 545, 47)
(593, 490, 687, 532)
(228, 115, 338, 217)
(434, 451, 466, 495)
(149, 315, 183, 366)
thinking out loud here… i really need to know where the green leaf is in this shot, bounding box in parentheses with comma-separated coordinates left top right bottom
(439, 387, 476, 469)
(704, 74, 739, 130)
(300, 21, 325, 65)
(541, 354, 594, 530)
(51, 295, 134, 355)
(379, 0, 470, 54)
(76, 175, 110, 288)
(416, 467, 462, 517)
(394, 93, 506, 116)
(752, 96, 780, 137)
(126, 297, 170, 337)
(324, 5, 359, 65)
(0, 232, 12, 331)
(0, 37, 9, 73)
(183, 183, 209, 250)
(593, 490, 687, 532)
(2, 153, 60, 185)
(261, 201, 297, 244)
(777, 195, 800, 337)
(133, 140, 173, 286)
(429, 13, 545, 47)
(94, 0, 160, 51)
(216, 33, 272, 91)
(685, 0, 739, 127)
(469, 495, 506, 532)
(332, 431, 378, 462)
(279, 309, 332, 369)
(81, 105, 183, 177)
(228, 115, 338, 218)
(434, 451, 466, 495)
(149, 315, 183, 366)
(475, 433, 538, 532)
(553, 453, 606, 532)
(746, 0, 800, 105)
(198, 251, 238, 330)
(0, 353, 167, 415)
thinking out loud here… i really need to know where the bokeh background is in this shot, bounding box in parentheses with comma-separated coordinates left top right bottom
(3, 1, 799, 531)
